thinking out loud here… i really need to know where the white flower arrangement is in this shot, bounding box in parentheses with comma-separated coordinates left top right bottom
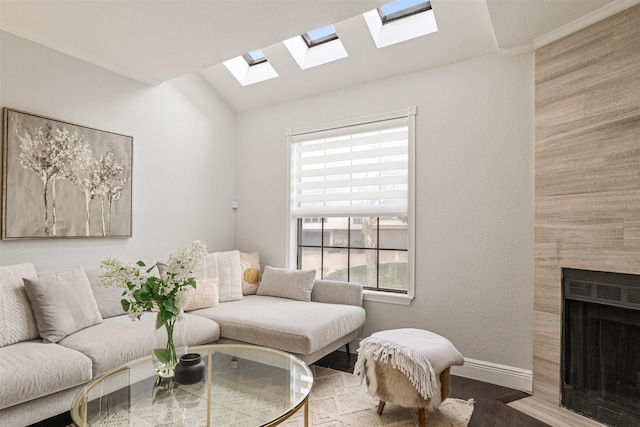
(99, 240, 207, 322)
(98, 241, 207, 369)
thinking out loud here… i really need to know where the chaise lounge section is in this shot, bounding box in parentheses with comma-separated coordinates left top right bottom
(193, 279, 366, 364)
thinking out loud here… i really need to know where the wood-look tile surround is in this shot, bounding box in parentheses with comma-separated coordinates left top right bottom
(534, 2, 640, 412)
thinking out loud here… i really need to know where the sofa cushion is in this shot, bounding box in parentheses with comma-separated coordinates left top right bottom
(0, 262, 39, 347)
(257, 266, 316, 301)
(0, 340, 92, 410)
(58, 312, 220, 377)
(84, 266, 126, 319)
(311, 279, 364, 306)
(24, 267, 103, 342)
(191, 295, 366, 355)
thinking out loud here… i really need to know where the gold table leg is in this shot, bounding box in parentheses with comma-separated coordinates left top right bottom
(304, 399, 309, 426)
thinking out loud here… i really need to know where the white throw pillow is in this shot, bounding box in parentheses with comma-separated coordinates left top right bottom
(0, 262, 39, 347)
(213, 251, 243, 302)
(23, 267, 103, 343)
(257, 266, 316, 302)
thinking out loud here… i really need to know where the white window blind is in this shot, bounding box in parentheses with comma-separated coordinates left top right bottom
(291, 115, 409, 217)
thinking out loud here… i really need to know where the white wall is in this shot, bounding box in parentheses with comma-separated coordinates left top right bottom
(235, 52, 535, 372)
(0, 31, 236, 270)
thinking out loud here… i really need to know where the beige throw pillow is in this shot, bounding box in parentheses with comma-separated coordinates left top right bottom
(256, 266, 316, 302)
(0, 263, 40, 347)
(240, 251, 261, 295)
(84, 266, 125, 319)
(184, 278, 219, 311)
(23, 267, 103, 343)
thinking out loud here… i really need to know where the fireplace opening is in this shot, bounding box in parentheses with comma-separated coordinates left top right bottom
(562, 268, 640, 426)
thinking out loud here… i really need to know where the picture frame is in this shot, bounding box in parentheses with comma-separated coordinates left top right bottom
(2, 108, 133, 239)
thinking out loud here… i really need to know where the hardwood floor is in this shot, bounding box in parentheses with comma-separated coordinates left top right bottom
(314, 350, 551, 427)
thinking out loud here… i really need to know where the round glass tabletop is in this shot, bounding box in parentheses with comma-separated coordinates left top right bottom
(71, 344, 314, 426)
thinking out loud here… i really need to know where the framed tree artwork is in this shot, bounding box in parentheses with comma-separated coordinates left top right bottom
(2, 108, 133, 239)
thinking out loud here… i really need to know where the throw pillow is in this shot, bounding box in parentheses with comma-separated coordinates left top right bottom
(240, 251, 261, 295)
(84, 266, 125, 319)
(183, 278, 219, 311)
(213, 250, 243, 302)
(23, 267, 103, 343)
(191, 253, 207, 280)
(256, 266, 316, 302)
(0, 262, 40, 347)
(204, 253, 217, 279)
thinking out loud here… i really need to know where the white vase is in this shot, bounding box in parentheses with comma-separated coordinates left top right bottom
(152, 313, 187, 377)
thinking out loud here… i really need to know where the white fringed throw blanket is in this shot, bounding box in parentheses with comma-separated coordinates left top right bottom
(354, 328, 464, 400)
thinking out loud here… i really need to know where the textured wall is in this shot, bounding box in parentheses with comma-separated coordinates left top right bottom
(533, 4, 640, 404)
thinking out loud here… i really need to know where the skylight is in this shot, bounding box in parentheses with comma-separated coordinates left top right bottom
(223, 50, 278, 86)
(301, 25, 338, 48)
(284, 23, 347, 70)
(222, 0, 437, 86)
(242, 49, 267, 66)
(364, 0, 437, 48)
(378, 0, 431, 24)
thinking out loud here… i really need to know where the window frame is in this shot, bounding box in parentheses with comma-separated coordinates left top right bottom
(296, 216, 409, 293)
(286, 107, 416, 305)
(378, 0, 432, 25)
(242, 50, 267, 66)
(301, 25, 339, 48)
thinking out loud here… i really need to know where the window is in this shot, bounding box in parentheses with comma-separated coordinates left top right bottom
(301, 25, 339, 48)
(378, 0, 431, 24)
(223, 50, 279, 86)
(363, 0, 437, 48)
(298, 217, 408, 292)
(242, 49, 267, 66)
(287, 107, 416, 303)
(283, 24, 347, 70)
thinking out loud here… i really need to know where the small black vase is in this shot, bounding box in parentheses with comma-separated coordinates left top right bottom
(175, 353, 206, 385)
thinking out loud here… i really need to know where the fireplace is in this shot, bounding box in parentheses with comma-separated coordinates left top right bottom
(562, 268, 640, 426)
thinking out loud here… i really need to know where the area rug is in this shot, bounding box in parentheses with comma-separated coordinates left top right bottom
(67, 365, 474, 426)
(282, 365, 475, 427)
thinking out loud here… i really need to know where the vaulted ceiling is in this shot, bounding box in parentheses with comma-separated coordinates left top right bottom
(0, 0, 631, 111)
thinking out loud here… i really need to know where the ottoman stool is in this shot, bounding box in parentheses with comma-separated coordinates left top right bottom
(354, 328, 464, 426)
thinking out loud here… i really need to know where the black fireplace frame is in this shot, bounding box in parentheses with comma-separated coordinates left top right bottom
(561, 268, 640, 426)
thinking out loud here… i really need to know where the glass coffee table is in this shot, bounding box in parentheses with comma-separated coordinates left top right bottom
(71, 344, 314, 426)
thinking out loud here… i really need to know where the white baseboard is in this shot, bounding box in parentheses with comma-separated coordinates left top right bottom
(339, 338, 532, 393)
(451, 358, 532, 393)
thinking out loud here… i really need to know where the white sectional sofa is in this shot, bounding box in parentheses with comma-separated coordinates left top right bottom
(0, 262, 366, 426)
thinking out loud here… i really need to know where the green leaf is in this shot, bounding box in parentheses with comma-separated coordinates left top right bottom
(155, 311, 167, 330)
(155, 308, 176, 330)
(153, 348, 171, 364)
(161, 300, 178, 316)
(136, 288, 153, 302)
(121, 300, 130, 312)
(136, 260, 146, 267)
(150, 278, 162, 295)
